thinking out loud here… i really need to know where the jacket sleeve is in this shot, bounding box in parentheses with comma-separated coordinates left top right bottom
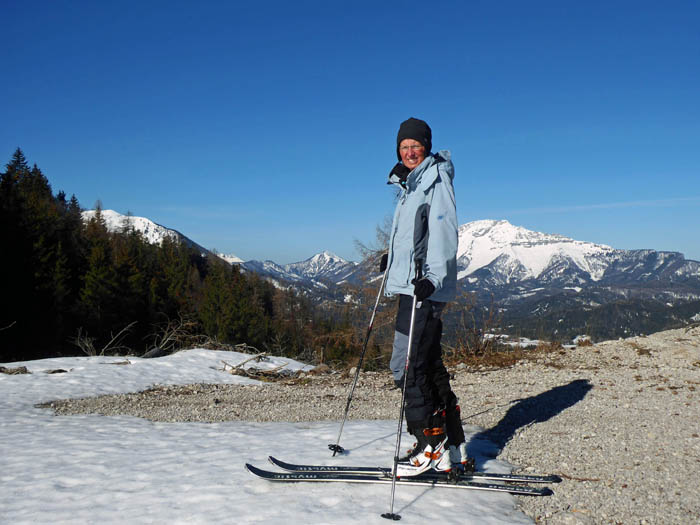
(423, 172, 458, 294)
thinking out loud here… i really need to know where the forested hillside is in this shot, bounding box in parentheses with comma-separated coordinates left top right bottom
(0, 149, 372, 364)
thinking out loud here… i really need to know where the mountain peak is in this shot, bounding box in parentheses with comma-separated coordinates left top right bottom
(308, 250, 345, 263)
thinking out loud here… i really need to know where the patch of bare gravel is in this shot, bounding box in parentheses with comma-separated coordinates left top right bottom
(42, 326, 700, 524)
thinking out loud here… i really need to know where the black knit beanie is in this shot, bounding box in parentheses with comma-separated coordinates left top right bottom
(396, 117, 432, 161)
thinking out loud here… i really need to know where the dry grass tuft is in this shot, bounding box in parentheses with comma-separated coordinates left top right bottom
(451, 347, 527, 369)
(446, 338, 570, 370)
(536, 340, 564, 352)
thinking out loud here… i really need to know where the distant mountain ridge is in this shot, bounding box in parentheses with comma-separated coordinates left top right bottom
(83, 210, 700, 290)
(84, 210, 700, 292)
(242, 251, 361, 290)
(83, 209, 700, 338)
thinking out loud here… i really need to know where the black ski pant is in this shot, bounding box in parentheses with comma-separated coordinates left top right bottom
(389, 294, 465, 446)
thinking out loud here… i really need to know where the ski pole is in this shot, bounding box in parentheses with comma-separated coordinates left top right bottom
(382, 260, 423, 521)
(329, 265, 389, 456)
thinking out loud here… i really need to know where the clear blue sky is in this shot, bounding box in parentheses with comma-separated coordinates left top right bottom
(3, 0, 699, 263)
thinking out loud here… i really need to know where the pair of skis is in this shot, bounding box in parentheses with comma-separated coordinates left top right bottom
(245, 456, 559, 497)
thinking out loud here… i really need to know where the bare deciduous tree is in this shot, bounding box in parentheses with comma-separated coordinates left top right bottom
(145, 315, 201, 355)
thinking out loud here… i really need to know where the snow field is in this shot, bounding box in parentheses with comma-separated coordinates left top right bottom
(1, 350, 532, 524)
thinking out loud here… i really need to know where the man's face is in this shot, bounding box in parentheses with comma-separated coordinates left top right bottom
(399, 139, 426, 171)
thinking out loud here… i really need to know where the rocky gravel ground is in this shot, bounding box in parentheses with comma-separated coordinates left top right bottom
(44, 326, 700, 524)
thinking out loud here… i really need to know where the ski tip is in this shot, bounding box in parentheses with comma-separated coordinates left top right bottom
(245, 463, 262, 476)
(541, 487, 554, 496)
(549, 475, 563, 483)
(268, 456, 294, 470)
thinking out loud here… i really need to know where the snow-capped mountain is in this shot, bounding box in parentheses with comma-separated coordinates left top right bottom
(452, 220, 700, 341)
(285, 251, 359, 283)
(242, 251, 360, 290)
(456, 220, 700, 290)
(457, 220, 613, 284)
(81, 209, 243, 264)
(82, 209, 181, 245)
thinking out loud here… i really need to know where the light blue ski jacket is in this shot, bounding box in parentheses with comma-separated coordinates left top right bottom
(384, 150, 458, 303)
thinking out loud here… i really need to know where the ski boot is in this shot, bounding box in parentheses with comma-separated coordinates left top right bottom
(396, 412, 448, 477)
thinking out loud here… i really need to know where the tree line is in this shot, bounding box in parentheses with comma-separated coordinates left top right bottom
(0, 148, 375, 365)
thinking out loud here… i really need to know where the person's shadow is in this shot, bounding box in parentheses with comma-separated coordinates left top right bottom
(468, 379, 593, 467)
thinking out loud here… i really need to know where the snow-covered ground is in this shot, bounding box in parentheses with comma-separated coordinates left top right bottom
(1, 350, 532, 524)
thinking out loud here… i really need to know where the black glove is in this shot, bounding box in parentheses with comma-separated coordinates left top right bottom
(379, 253, 388, 273)
(412, 278, 435, 301)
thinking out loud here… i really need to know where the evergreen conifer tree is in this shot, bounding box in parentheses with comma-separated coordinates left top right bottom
(80, 209, 120, 342)
(199, 261, 237, 343)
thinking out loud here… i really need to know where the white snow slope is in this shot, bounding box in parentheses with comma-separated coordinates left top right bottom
(1, 351, 532, 524)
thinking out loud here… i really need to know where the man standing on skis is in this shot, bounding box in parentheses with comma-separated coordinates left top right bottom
(381, 117, 471, 476)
